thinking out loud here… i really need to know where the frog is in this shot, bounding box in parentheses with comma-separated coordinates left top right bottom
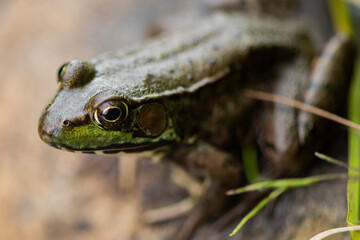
(38, 12, 354, 240)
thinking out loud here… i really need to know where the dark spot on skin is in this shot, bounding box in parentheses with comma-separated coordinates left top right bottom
(144, 56, 154, 62)
(207, 58, 216, 65)
(213, 44, 220, 51)
(191, 37, 200, 45)
(146, 73, 155, 79)
(187, 73, 193, 80)
(187, 58, 194, 65)
(233, 32, 241, 38)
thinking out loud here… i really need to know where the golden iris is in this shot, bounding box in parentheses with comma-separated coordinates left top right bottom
(93, 100, 128, 129)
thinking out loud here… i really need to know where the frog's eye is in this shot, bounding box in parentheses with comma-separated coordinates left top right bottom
(57, 62, 69, 82)
(93, 100, 128, 129)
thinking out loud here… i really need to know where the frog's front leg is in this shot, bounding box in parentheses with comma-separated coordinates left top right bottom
(298, 33, 355, 144)
(163, 142, 243, 240)
(259, 33, 355, 176)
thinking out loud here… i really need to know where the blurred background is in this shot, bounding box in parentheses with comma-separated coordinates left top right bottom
(0, 0, 351, 239)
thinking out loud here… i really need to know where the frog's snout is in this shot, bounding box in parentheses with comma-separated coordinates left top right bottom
(38, 114, 63, 149)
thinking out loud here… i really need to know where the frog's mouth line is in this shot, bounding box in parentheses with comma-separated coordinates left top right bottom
(60, 141, 171, 154)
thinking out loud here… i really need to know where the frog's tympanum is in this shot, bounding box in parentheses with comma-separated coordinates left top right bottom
(38, 12, 354, 240)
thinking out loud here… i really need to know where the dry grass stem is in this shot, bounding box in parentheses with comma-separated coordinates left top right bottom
(309, 226, 360, 240)
(244, 90, 360, 132)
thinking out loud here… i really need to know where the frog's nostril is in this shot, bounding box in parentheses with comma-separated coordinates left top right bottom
(62, 119, 72, 127)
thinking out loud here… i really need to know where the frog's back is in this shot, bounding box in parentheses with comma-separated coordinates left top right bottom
(89, 12, 313, 101)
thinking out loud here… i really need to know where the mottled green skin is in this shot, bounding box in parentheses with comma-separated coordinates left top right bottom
(38, 12, 313, 153)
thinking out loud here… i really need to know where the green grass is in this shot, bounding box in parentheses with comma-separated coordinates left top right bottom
(348, 57, 360, 239)
(242, 145, 261, 183)
(227, 173, 349, 236)
(328, 0, 360, 239)
(229, 187, 287, 236)
(328, 0, 355, 36)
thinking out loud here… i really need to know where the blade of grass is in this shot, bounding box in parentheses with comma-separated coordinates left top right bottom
(315, 152, 360, 172)
(242, 145, 261, 183)
(348, 56, 360, 235)
(229, 187, 287, 237)
(226, 174, 348, 195)
(328, 0, 355, 36)
(328, 0, 360, 238)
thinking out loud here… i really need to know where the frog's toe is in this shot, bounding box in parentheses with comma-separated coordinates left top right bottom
(142, 196, 197, 224)
(142, 166, 203, 223)
(142, 169, 231, 240)
(172, 181, 230, 240)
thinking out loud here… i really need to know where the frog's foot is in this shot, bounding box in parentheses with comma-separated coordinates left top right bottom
(170, 143, 242, 240)
(172, 181, 231, 240)
(142, 143, 242, 239)
(142, 167, 235, 240)
(142, 166, 204, 223)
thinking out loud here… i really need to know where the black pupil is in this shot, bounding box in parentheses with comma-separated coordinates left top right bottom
(103, 107, 121, 121)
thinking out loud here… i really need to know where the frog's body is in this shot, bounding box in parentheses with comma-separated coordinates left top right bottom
(38, 12, 354, 240)
(39, 13, 311, 153)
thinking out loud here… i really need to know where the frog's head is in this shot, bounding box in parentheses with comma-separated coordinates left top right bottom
(38, 59, 179, 153)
